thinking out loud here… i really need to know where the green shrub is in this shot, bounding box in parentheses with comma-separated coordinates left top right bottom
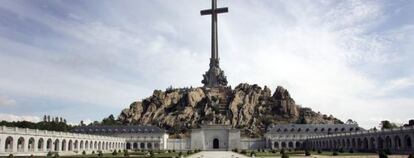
(98, 151, 103, 157)
(124, 149, 129, 157)
(92, 151, 95, 154)
(7, 154, 13, 158)
(384, 149, 391, 155)
(305, 150, 311, 156)
(250, 151, 256, 157)
(241, 150, 247, 155)
(338, 148, 344, 153)
(272, 149, 277, 153)
(112, 150, 118, 155)
(332, 151, 338, 156)
(280, 148, 285, 154)
(53, 153, 59, 158)
(47, 151, 53, 157)
(178, 151, 183, 157)
(379, 151, 388, 158)
(281, 153, 289, 158)
(30, 154, 34, 158)
(187, 150, 193, 155)
(317, 150, 322, 154)
(408, 154, 414, 158)
(150, 150, 155, 158)
(82, 150, 86, 155)
(172, 149, 176, 153)
(232, 148, 239, 152)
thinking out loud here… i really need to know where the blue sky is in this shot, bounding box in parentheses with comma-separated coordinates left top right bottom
(0, 0, 413, 128)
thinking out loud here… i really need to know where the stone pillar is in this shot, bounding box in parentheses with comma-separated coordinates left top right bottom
(12, 137, 18, 153)
(56, 141, 61, 152)
(406, 134, 414, 150)
(367, 138, 372, 151)
(375, 137, 380, 151)
(389, 136, 395, 151)
(0, 136, 4, 153)
(33, 138, 37, 152)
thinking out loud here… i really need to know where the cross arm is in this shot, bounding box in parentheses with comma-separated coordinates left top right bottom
(200, 7, 229, 15)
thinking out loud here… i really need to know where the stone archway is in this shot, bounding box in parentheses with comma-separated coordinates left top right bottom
(274, 142, 279, 149)
(54, 139, 60, 151)
(213, 138, 219, 149)
(17, 137, 25, 152)
(46, 139, 52, 151)
(288, 142, 293, 148)
(369, 137, 376, 151)
(38, 138, 44, 151)
(405, 135, 412, 149)
(378, 137, 384, 150)
(295, 142, 301, 149)
(394, 136, 401, 149)
(5, 136, 13, 152)
(385, 136, 392, 149)
(28, 137, 35, 152)
(140, 142, 145, 149)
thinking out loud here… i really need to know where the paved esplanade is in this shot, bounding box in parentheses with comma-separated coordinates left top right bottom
(187, 151, 249, 158)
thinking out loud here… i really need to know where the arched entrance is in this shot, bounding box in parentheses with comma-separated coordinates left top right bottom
(213, 138, 219, 149)
(274, 142, 279, 149)
(5, 136, 13, 152)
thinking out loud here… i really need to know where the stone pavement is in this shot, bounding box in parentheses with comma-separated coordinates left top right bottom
(187, 151, 249, 158)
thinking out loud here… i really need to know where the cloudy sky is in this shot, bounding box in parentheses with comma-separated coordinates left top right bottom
(0, 0, 413, 128)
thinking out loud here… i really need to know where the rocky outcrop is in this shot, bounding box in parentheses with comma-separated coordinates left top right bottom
(118, 83, 342, 137)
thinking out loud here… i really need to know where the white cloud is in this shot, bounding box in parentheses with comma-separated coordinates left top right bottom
(0, 113, 40, 122)
(0, 95, 16, 107)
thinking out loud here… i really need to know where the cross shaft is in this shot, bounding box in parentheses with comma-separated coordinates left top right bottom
(201, 0, 228, 60)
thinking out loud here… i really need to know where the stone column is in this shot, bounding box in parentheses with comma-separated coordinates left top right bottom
(33, 138, 37, 152)
(0, 136, 4, 153)
(12, 137, 18, 153)
(390, 136, 395, 152)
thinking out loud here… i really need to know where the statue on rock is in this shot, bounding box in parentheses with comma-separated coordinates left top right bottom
(202, 58, 228, 87)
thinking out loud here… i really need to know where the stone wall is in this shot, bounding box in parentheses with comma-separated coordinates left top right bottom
(167, 139, 190, 150)
(240, 138, 265, 150)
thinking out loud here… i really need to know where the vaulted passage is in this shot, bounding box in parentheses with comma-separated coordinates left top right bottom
(213, 138, 219, 149)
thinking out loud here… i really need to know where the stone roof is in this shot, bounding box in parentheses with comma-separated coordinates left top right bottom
(72, 125, 165, 134)
(267, 124, 363, 134)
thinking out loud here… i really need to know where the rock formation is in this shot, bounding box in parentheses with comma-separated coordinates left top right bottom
(118, 83, 342, 137)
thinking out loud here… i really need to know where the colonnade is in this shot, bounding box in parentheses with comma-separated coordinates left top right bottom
(0, 126, 125, 156)
(305, 126, 414, 154)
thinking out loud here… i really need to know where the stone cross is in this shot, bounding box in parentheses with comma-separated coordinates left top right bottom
(200, 0, 229, 87)
(200, 0, 228, 61)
